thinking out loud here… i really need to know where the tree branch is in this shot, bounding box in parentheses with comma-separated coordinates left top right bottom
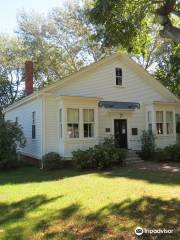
(156, 0, 180, 43)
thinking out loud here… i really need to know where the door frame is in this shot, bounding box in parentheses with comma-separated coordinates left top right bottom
(112, 118, 129, 149)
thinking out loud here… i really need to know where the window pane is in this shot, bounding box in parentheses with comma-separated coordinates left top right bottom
(32, 112, 35, 124)
(89, 109, 94, 122)
(166, 111, 173, 123)
(67, 123, 79, 138)
(116, 68, 122, 76)
(83, 109, 89, 122)
(73, 110, 79, 123)
(67, 109, 79, 123)
(32, 125, 36, 139)
(67, 124, 73, 138)
(73, 124, 79, 138)
(84, 124, 89, 137)
(89, 123, 94, 137)
(157, 123, 163, 134)
(67, 109, 74, 122)
(156, 111, 163, 122)
(116, 77, 122, 85)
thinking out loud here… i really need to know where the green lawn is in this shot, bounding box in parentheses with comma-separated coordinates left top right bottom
(0, 166, 180, 240)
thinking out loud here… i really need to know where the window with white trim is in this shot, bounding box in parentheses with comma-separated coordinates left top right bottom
(83, 109, 95, 138)
(115, 68, 122, 86)
(166, 111, 173, 134)
(67, 108, 79, 138)
(147, 111, 152, 131)
(156, 111, 163, 135)
(15, 117, 18, 125)
(59, 109, 62, 138)
(32, 111, 36, 139)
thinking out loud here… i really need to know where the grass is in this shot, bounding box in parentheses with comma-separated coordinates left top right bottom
(0, 166, 180, 240)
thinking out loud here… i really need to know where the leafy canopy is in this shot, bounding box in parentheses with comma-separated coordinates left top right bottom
(89, 0, 180, 53)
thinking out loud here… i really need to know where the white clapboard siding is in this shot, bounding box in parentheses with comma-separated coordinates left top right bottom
(5, 98, 43, 159)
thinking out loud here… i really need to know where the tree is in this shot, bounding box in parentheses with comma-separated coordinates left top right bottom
(0, 35, 26, 107)
(155, 43, 180, 97)
(0, 117, 26, 169)
(16, 2, 112, 84)
(89, 0, 180, 53)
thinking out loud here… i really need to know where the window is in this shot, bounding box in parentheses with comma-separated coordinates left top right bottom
(156, 111, 163, 135)
(115, 68, 122, 85)
(83, 109, 95, 138)
(15, 117, 18, 125)
(166, 111, 173, 134)
(147, 111, 152, 131)
(32, 111, 36, 139)
(67, 108, 79, 138)
(105, 128, 110, 133)
(59, 109, 62, 138)
(132, 128, 138, 135)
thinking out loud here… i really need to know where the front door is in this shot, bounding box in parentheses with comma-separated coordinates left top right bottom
(114, 119, 127, 149)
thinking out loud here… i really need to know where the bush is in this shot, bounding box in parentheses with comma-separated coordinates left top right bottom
(140, 130, 155, 160)
(164, 144, 180, 162)
(0, 114, 26, 169)
(72, 148, 98, 170)
(42, 152, 62, 170)
(72, 139, 127, 170)
(154, 144, 180, 163)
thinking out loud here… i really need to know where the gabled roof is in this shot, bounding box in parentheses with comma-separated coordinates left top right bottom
(4, 52, 179, 113)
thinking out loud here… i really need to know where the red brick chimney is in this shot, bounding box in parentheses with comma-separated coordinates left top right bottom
(25, 61, 33, 95)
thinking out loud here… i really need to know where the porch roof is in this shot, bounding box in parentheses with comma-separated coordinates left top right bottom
(98, 101, 140, 110)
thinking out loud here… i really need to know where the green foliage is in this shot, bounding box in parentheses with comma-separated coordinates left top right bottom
(0, 36, 26, 107)
(89, 0, 180, 50)
(42, 152, 62, 170)
(72, 138, 126, 170)
(155, 144, 180, 163)
(89, 0, 155, 53)
(155, 44, 180, 97)
(140, 130, 155, 160)
(0, 116, 26, 169)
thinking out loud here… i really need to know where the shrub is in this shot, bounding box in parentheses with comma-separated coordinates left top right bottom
(164, 144, 180, 162)
(42, 152, 62, 170)
(72, 139, 127, 170)
(154, 144, 180, 163)
(72, 148, 98, 170)
(0, 115, 26, 169)
(154, 148, 168, 162)
(140, 130, 155, 160)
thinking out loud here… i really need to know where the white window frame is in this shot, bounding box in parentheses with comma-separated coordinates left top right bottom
(67, 108, 79, 138)
(32, 111, 36, 139)
(83, 109, 95, 138)
(156, 111, 164, 135)
(115, 68, 122, 86)
(166, 111, 174, 135)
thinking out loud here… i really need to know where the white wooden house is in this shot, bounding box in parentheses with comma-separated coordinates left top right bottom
(4, 53, 180, 161)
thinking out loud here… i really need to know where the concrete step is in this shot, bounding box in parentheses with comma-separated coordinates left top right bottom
(126, 160, 144, 164)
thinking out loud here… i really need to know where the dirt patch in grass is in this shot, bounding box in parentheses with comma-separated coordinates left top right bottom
(130, 161, 180, 173)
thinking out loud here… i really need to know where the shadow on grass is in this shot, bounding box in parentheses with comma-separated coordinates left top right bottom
(98, 167, 180, 185)
(0, 194, 179, 240)
(43, 197, 180, 240)
(0, 195, 63, 240)
(0, 167, 85, 185)
(1, 165, 180, 186)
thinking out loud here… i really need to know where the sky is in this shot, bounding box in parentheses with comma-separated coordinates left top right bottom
(0, 0, 68, 35)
